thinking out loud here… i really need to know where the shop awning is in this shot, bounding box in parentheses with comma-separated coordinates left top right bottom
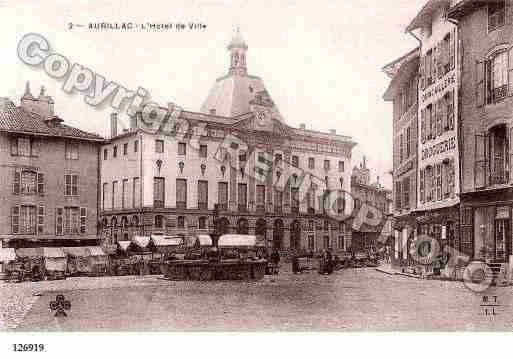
(62, 247, 89, 257)
(16, 247, 43, 258)
(43, 247, 66, 258)
(196, 235, 212, 246)
(218, 234, 263, 247)
(0, 247, 16, 262)
(132, 236, 150, 248)
(151, 235, 182, 247)
(118, 241, 131, 251)
(86, 246, 107, 257)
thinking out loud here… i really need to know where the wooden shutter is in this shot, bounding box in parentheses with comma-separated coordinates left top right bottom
(510, 126, 513, 182)
(476, 61, 485, 107)
(437, 100, 443, 136)
(449, 90, 455, 130)
(13, 169, 20, 195)
(449, 29, 456, 71)
(508, 46, 513, 96)
(421, 108, 426, 143)
(507, 0, 513, 25)
(420, 169, 425, 203)
(475, 132, 489, 189)
(432, 46, 438, 81)
(420, 55, 425, 90)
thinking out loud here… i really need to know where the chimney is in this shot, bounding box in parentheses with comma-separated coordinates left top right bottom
(110, 113, 118, 138)
(330, 129, 336, 134)
(300, 123, 306, 130)
(0, 97, 15, 112)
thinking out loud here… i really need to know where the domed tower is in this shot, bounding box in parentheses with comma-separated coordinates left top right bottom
(200, 28, 285, 123)
(228, 27, 248, 76)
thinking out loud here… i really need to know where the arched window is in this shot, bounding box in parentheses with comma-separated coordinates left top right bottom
(131, 215, 139, 228)
(323, 220, 329, 231)
(154, 215, 164, 229)
(237, 218, 249, 234)
(198, 216, 207, 229)
(111, 217, 117, 228)
(177, 216, 185, 228)
(121, 216, 128, 228)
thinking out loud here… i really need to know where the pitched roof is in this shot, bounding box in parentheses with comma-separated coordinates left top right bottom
(405, 0, 451, 32)
(0, 99, 104, 142)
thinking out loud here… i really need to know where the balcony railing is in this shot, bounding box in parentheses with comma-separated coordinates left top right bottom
(492, 85, 507, 103)
(176, 201, 186, 210)
(218, 203, 228, 211)
(198, 202, 207, 210)
(490, 168, 509, 186)
(154, 200, 164, 208)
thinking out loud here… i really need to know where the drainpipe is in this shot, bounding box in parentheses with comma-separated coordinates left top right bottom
(139, 132, 144, 236)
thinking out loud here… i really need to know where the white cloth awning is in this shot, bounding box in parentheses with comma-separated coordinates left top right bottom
(0, 248, 16, 262)
(62, 247, 89, 257)
(43, 247, 66, 258)
(151, 235, 182, 247)
(218, 234, 263, 247)
(132, 236, 150, 248)
(86, 246, 107, 257)
(118, 241, 131, 251)
(196, 235, 212, 246)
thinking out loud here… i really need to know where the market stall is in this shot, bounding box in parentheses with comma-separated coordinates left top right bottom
(43, 247, 67, 280)
(63, 247, 91, 276)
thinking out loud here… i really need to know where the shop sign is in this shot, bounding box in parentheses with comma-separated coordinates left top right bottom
(421, 136, 456, 161)
(421, 73, 455, 103)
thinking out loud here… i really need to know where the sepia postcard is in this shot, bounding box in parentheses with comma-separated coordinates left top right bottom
(1, 0, 512, 357)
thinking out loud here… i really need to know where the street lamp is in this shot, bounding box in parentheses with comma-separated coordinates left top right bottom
(212, 203, 220, 247)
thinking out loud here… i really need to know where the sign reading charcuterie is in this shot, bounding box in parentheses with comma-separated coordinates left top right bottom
(421, 136, 456, 161)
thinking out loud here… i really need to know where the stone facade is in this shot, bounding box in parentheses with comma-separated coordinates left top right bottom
(0, 85, 104, 248)
(99, 32, 356, 255)
(449, 0, 513, 262)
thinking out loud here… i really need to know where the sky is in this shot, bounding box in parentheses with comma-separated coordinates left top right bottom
(0, 0, 426, 188)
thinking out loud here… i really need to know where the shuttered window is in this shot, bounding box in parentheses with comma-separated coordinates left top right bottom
(198, 180, 208, 209)
(176, 179, 186, 209)
(154, 177, 165, 208)
(218, 182, 228, 210)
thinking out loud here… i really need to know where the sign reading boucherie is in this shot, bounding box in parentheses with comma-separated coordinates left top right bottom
(421, 136, 456, 161)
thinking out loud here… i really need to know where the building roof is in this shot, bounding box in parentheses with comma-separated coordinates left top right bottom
(382, 47, 420, 78)
(447, 1, 486, 20)
(405, 0, 451, 32)
(383, 49, 420, 101)
(0, 98, 104, 141)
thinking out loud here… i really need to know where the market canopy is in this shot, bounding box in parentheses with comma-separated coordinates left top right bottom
(16, 247, 43, 258)
(86, 246, 107, 257)
(62, 247, 89, 257)
(132, 236, 150, 248)
(195, 235, 212, 246)
(151, 235, 182, 247)
(0, 247, 16, 262)
(218, 235, 264, 247)
(43, 247, 66, 258)
(118, 241, 131, 251)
